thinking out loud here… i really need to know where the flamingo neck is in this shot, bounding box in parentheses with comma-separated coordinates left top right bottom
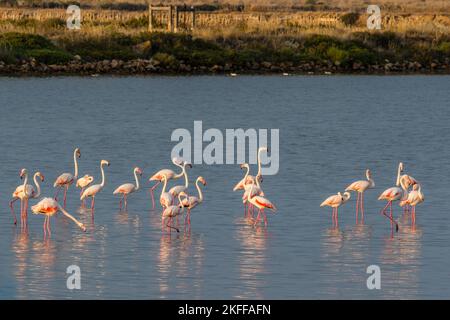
(33, 173, 41, 198)
(247, 181, 255, 202)
(396, 164, 402, 186)
(73, 149, 79, 179)
(58, 205, 84, 229)
(22, 171, 28, 190)
(243, 165, 249, 183)
(183, 164, 189, 188)
(196, 178, 204, 203)
(134, 169, 140, 191)
(161, 178, 168, 197)
(174, 162, 184, 180)
(178, 193, 185, 211)
(100, 163, 106, 187)
(256, 148, 263, 178)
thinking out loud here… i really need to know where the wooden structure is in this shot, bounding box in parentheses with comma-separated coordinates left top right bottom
(148, 5, 196, 33)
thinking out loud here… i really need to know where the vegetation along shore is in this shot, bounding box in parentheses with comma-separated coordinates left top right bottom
(0, 1, 450, 75)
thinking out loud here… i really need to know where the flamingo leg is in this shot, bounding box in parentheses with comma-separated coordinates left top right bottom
(124, 194, 128, 211)
(54, 187, 60, 201)
(335, 207, 339, 227)
(263, 210, 268, 227)
(244, 202, 247, 217)
(63, 185, 68, 208)
(412, 206, 416, 225)
(23, 198, 28, 229)
(10, 197, 18, 225)
(91, 197, 95, 211)
(119, 195, 123, 210)
(47, 216, 51, 237)
(360, 192, 365, 221)
(43, 216, 47, 237)
(355, 192, 360, 223)
(253, 209, 261, 227)
(149, 181, 160, 210)
(166, 217, 179, 233)
(389, 201, 393, 225)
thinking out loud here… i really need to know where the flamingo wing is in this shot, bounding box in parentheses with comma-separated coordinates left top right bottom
(113, 183, 134, 195)
(81, 184, 101, 200)
(169, 185, 186, 196)
(31, 197, 59, 215)
(345, 180, 369, 192)
(253, 196, 276, 211)
(150, 169, 175, 181)
(321, 194, 341, 207)
(378, 187, 402, 200)
(54, 173, 74, 187)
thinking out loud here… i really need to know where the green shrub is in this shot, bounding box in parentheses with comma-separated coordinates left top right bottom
(40, 18, 65, 29)
(152, 52, 178, 68)
(340, 12, 361, 27)
(327, 46, 349, 64)
(0, 32, 55, 51)
(26, 48, 72, 64)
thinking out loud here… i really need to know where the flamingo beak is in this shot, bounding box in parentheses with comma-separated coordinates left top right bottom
(41, 175, 45, 181)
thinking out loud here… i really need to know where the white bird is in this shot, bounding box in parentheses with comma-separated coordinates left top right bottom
(80, 160, 110, 211)
(113, 167, 143, 210)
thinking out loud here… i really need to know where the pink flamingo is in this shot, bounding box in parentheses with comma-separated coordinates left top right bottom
(399, 163, 419, 213)
(345, 169, 375, 222)
(31, 197, 86, 237)
(180, 176, 207, 225)
(148, 157, 185, 209)
(113, 167, 143, 211)
(247, 180, 276, 227)
(161, 193, 187, 233)
(159, 174, 173, 209)
(80, 160, 110, 211)
(169, 161, 192, 198)
(400, 184, 424, 225)
(378, 163, 405, 231)
(76, 175, 94, 208)
(10, 169, 44, 226)
(320, 192, 351, 227)
(233, 147, 267, 191)
(54, 148, 81, 208)
(242, 175, 264, 218)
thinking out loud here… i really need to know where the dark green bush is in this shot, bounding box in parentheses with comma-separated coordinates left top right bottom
(26, 48, 72, 64)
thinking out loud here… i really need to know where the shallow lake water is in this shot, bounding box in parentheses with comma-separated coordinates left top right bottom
(0, 75, 449, 299)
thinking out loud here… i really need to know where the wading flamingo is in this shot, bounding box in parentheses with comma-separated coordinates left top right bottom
(169, 161, 192, 197)
(149, 157, 185, 209)
(113, 167, 143, 211)
(320, 192, 351, 227)
(76, 175, 94, 208)
(161, 193, 187, 233)
(159, 175, 173, 209)
(399, 163, 419, 213)
(377, 163, 406, 231)
(31, 197, 86, 237)
(242, 174, 264, 218)
(345, 169, 375, 222)
(247, 180, 276, 227)
(10, 169, 44, 226)
(180, 176, 207, 225)
(233, 147, 268, 191)
(400, 184, 424, 225)
(80, 160, 110, 211)
(54, 148, 81, 208)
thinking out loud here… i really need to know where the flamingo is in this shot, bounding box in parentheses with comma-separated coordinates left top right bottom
(54, 148, 81, 208)
(80, 160, 110, 211)
(148, 157, 185, 209)
(113, 167, 143, 211)
(320, 192, 351, 227)
(400, 184, 424, 225)
(180, 176, 207, 225)
(242, 174, 264, 218)
(398, 163, 419, 213)
(10, 169, 44, 226)
(232, 147, 268, 191)
(169, 161, 192, 197)
(161, 193, 187, 233)
(345, 169, 375, 222)
(159, 174, 173, 209)
(247, 180, 276, 227)
(377, 163, 406, 231)
(76, 175, 94, 207)
(31, 197, 86, 237)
